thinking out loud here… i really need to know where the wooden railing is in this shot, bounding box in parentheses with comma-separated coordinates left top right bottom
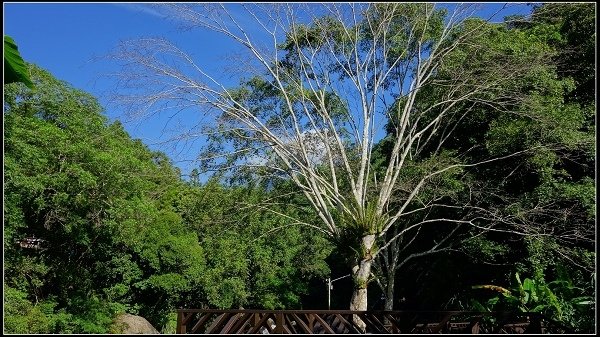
(175, 309, 573, 334)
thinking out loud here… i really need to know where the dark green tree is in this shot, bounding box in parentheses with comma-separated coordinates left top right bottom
(178, 178, 332, 310)
(369, 3, 594, 330)
(4, 64, 205, 333)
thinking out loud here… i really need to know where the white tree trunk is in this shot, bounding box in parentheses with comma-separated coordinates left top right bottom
(350, 260, 373, 311)
(384, 275, 395, 311)
(349, 234, 375, 332)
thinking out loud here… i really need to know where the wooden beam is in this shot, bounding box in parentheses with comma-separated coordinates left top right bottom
(176, 311, 185, 334)
(275, 313, 284, 334)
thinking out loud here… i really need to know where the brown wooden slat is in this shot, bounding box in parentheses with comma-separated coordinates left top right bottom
(282, 314, 295, 334)
(355, 312, 380, 332)
(312, 320, 322, 333)
(333, 314, 359, 333)
(383, 313, 401, 333)
(333, 315, 349, 333)
(229, 312, 254, 333)
(312, 314, 335, 334)
(284, 314, 300, 334)
(181, 312, 194, 325)
(219, 313, 242, 334)
(190, 312, 214, 334)
(248, 313, 273, 334)
(331, 314, 351, 333)
(329, 315, 340, 332)
(282, 324, 293, 334)
(206, 313, 232, 334)
(342, 313, 365, 333)
(360, 312, 388, 332)
(290, 313, 313, 334)
(430, 311, 457, 333)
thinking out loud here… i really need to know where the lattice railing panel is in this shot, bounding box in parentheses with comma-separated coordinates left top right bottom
(176, 309, 573, 334)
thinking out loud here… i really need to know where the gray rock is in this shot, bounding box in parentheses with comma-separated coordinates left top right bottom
(111, 313, 159, 334)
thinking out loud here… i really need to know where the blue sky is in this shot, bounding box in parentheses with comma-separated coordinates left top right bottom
(4, 3, 534, 178)
(4, 3, 244, 177)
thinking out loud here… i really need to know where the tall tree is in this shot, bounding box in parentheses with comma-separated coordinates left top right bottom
(108, 3, 571, 320)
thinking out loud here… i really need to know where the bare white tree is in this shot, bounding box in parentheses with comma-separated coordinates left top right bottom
(107, 3, 557, 326)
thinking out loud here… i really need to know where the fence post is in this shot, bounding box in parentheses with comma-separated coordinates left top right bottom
(176, 311, 186, 334)
(275, 313, 284, 333)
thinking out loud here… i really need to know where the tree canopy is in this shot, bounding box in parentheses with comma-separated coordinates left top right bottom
(4, 64, 331, 333)
(3, 2, 595, 333)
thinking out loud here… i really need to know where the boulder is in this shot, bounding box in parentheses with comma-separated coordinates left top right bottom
(111, 313, 159, 334)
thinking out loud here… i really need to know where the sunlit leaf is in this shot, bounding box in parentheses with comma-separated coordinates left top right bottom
(4, 35, 34, 88)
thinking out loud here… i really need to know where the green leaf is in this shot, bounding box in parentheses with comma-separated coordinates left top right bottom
(515, 272, 522, 286)
(487, 297, 499, 306)
(522, 278, 534, 292)
(4, 35, 34, 88)
(471, 299, 489, 312)
(531, 304, 547, 312)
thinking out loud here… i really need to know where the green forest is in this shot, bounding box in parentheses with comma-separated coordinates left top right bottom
(3, 3, 595, 334)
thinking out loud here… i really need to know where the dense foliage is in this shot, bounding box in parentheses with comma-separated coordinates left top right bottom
(3, 65, 330, 333)
(369, 3, 595, 331)
(3, 2, 595, 333)
(457, 5, 596, 331)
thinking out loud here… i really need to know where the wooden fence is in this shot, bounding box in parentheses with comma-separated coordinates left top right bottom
(175, 309, 573, 334)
